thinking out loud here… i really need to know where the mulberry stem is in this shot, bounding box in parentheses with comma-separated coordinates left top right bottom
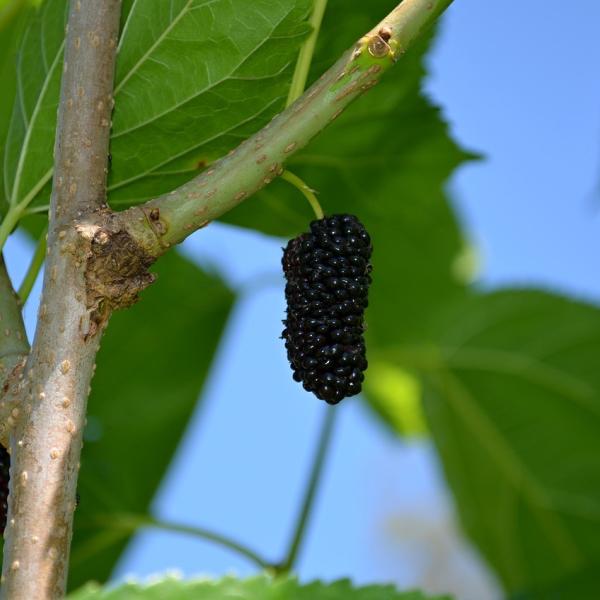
(281, 170, 324, 220)
(286, 0, 329, 106)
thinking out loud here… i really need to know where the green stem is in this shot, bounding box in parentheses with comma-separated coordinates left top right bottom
(283, 0, 328, 219)
(0, 167, 52, 254)
(23, 204, 49, 216)
(18, 227, 47, 304)
(0, 207, 23, 256)
(278, 407, 338, 574)
(281, 170, 324, 220)
(114, 0, 454, 256)
(106, 513, 271, 571)
(286, 0, 329, 107)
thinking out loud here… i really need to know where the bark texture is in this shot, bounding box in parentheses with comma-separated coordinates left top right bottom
(0, 1, 122, 597)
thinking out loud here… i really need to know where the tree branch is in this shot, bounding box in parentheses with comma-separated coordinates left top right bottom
(0, 256, 28, 446)
(0, 1, 122, 597)
(113, 0, 454, 257)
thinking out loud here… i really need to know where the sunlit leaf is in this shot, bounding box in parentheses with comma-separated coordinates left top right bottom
(363, 362, 426, 437)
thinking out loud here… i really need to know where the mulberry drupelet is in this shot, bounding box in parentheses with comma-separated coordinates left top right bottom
(282, 214, 372, 404)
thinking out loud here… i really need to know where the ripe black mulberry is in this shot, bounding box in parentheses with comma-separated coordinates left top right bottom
(282, 214, 372, 404)
(0, 444, 9, 534)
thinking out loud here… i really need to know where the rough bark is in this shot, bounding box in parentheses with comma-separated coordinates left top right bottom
(0, 1, 122, 597)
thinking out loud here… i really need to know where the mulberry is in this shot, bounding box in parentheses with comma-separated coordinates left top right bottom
(282, 214, 372, 404)
(0, 444, 9, 534)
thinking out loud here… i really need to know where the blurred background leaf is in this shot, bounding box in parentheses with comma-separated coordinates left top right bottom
(363, 362, 426, 437)
(511, 564, 600, 599)
(66, 251, 234, 590)
(417, 290, 600, 594)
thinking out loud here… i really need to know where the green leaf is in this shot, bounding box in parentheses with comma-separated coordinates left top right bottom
(398, 290, 600, 594)
(3, 0, 65, 211)
(363, 362, 427, 437)
(108, 0, 310, 206)
(66, 251, 234, 590)
(511, 564, 600, 599)
(3, 0, 311, 215)
(68, 576, 453, 600)
(0, 0, 32, 212)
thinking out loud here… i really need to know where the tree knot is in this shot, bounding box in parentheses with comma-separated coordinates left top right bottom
(79, 219, 156, 335)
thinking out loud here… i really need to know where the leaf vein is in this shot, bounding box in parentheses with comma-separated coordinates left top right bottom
(112, 3, 293, 139)
(114, 0, 195, 95)
(435, 368, 583, 568)
(108, 95, 282, 193)
(9, 38, 64, 207)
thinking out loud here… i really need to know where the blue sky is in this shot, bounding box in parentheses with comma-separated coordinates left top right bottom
(4, 1, 600, 598)
(427, 0, 600, 301)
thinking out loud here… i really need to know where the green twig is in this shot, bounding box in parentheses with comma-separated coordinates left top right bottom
(0, 208, 23, 256)
(286, 0, 329, 107)
(283, 1, 328, 220)
(114, 0, 455, 255)
(281, 170, 324, 220)
(18, 227, 47, 304)
(105, 513, 271, 571)
(23, 204, 49, 216)
(278, 407, 338, 574)
(0, 167, 52, 253)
